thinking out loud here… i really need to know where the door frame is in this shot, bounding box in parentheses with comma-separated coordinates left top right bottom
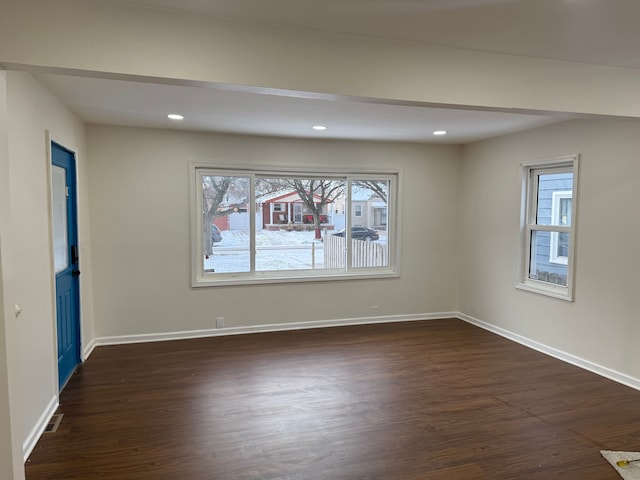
(46, 133, 82, 392)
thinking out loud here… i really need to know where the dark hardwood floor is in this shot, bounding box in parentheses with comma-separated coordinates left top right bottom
(25, 319, 640, 479)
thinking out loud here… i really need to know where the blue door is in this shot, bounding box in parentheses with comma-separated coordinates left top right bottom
(51, 142, 81, 390)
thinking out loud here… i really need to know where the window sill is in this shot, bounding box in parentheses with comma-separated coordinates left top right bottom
(515, 280, 573, 302)
(192, 270, 400, 288)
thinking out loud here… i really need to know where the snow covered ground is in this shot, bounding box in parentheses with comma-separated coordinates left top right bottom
(220, 229, 325, 248)
(204, 229, 386, 273)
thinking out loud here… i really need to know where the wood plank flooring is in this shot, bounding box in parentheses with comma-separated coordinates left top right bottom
(25, 319, 640, 479)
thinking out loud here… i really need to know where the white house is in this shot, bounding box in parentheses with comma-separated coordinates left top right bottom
(351, 188, 387, 230)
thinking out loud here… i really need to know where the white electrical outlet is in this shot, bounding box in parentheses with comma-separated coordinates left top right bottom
(216, 316, 224, 328)
(371, 305, 379, 316)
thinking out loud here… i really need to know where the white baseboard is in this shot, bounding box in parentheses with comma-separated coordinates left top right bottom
(82, 337, 96, 361)
(23, 394, 58, 461)
(458, 312, 640, 392)
(94, 312, 458, 347)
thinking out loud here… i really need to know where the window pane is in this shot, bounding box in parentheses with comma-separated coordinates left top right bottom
(255, 177, 345, 272)
(52, 166, 69, 273)
(202, 175, 250, 273)
(530, 230, 568, 286)
(536, 172, 573, 225)
(350, 180, 390, 268)
(557, 232, 569, 257)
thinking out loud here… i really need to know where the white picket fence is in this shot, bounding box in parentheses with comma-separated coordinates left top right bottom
(323, 233, 387, 268)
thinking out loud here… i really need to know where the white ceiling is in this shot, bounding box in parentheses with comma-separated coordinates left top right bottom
(38, 0, 640, 143)
(35, 73, 565, 144)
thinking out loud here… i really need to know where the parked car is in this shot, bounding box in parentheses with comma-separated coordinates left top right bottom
(211, 224, 222, 243)
(333, 226, 379, 241)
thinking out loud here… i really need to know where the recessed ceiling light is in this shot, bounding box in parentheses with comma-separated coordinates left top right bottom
(312, 125, 328, 131)
(433, 130, 447, 136)
(168, 114, 184, 120)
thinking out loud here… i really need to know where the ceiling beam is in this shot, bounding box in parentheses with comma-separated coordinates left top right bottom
(2, 0, 640, 119)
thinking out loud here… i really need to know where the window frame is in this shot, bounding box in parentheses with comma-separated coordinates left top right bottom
(516, 155, 579, 301)
(190, 163, 400, 287)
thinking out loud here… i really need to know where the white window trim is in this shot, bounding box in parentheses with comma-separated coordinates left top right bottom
(549, 191, 572, 265)
(516, 155, 579, 301)
(190, 163, 400, 287)
(354, 204, 363, 217)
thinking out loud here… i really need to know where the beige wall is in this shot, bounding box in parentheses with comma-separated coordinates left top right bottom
(459, 119, 640, 381)
(0, 70, 23, 480)
(87, 125, 461, 338)
(5, 71, 93, 462)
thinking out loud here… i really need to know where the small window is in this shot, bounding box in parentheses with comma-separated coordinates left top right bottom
(517, 155, 579, 301)
(354, 204, 363, 217)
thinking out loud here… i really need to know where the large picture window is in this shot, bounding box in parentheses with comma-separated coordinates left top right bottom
(191, 165, 398, 286)
(517, 155, 579, 301)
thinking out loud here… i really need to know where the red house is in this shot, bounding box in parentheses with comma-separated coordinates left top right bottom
(258, 190, 332, 230)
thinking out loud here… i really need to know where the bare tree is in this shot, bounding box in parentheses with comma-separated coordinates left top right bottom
(202, 176, 248, 255)
(255, 177, 285, 197)
(286, 179, 345, 239)
(352, 180, 388, 204)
